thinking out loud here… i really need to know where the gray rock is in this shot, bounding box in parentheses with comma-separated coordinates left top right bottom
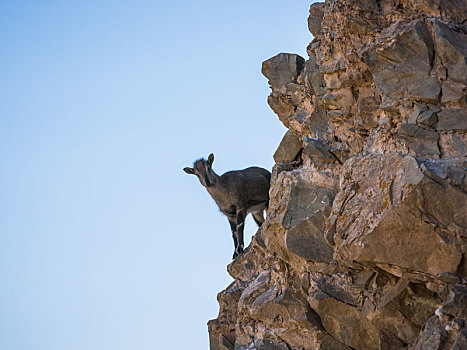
(408, 77, 441, 103)
(442, 285, 467, 319)
(262, 53, 305, 90)
(434, 20, 467, 85)
(433, 0, 467, 24)
(362, 20, 440, 103)
(267, 92, 295, 118)
(408, 106, 428, 124)
(436, 108, 467, 131)
(452, 133, 467, 156)
(271, 163, 298, 182)
(301, 53, 326, 96)
(398, 123, 440, 155)
(303, 139, 341, 165)
(273, 131, 303, 163)
(417, 109, 439, 127)
(251, 339, 289, 350)
(414, 315, 446, 350)
(285, 215, 334, 263)
(441, 82, 467, 106)
(308, 3, 325, 37)
(282, 181, 334, 228)
(280, 181, 335, 263)
(307, 110, 329, 139)
(331, 155, 465, 276)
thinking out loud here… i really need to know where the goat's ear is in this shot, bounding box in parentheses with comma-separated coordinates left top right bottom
(183, 167, 195, 175)
(208, 153, 214, 166)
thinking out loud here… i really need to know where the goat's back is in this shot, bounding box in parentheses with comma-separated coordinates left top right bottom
(220, 167, 271, 202)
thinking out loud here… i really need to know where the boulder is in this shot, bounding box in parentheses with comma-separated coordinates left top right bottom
(362, 20, 440, 103)
(436, 108, 467, 131)
(308, 3, 325, 37)
(441, 285, 467, 319)
(262, 53, 305, 90)
(308, 291, 380, 349)
(398, 123, 440, 155)
(273, 130, 303, 163)
(303, 139, 341, 165)
(414, 315, 446, 350)
(281, 181, 335, 263)
(330, 155, 465, 276)
(434, 20, 467, 85)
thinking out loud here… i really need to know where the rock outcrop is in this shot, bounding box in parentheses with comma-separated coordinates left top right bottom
(209, 1, 467, 349)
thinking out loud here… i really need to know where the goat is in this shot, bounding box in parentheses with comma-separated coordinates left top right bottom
(184, 153, 271, 259)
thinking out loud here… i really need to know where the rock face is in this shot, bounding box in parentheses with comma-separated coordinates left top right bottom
(209, 1, 467, 349)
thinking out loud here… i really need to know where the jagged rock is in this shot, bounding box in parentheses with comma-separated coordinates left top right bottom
(437, 108, 467, 131)
(362, 20, 440, 103)
(398, 123, 440, 155)
(308, 291, 380, 349)
(434, 21, 467, 86)
(300, 53, 326, 97)
(267, 91, 296, 119)
(262, 53, 305, 90)
(281, 180, 335, 263)
(414, 315, 446, 350)
(308, 3, 324, 37)
(303, 139, 341, 165)
(433, 0, 467, 24)
(442, 285, 467, 320)
(417, 109, 439, 127)
(330, 155, 465, 276)
(273, 130, 303, 163)
(285, 216, 334, 263)
(282, 180, 334, 228)
(307, 111, 329, 139)
(271, 163, 297, 181)
(313, 275, 358, 305)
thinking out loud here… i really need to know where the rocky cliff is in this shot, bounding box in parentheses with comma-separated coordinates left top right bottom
(208, 1, 467, 349)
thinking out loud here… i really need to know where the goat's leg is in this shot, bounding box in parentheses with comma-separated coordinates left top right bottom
(228, 219, 239, 259)
(252, 211, 265, 227)
(235, 211, 246, 257)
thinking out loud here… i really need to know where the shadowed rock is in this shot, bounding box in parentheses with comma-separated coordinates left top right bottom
(262, 53, 305, 90)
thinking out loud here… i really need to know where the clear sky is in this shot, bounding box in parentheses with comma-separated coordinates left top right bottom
(0, 1, 313, 349)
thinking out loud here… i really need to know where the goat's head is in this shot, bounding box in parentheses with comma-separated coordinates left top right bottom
(183, 153, 216, 187)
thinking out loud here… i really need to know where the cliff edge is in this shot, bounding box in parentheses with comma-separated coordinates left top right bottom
(209, 1, 467, 349)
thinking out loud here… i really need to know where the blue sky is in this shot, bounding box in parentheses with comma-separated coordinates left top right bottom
(0, 1, 313, 349)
